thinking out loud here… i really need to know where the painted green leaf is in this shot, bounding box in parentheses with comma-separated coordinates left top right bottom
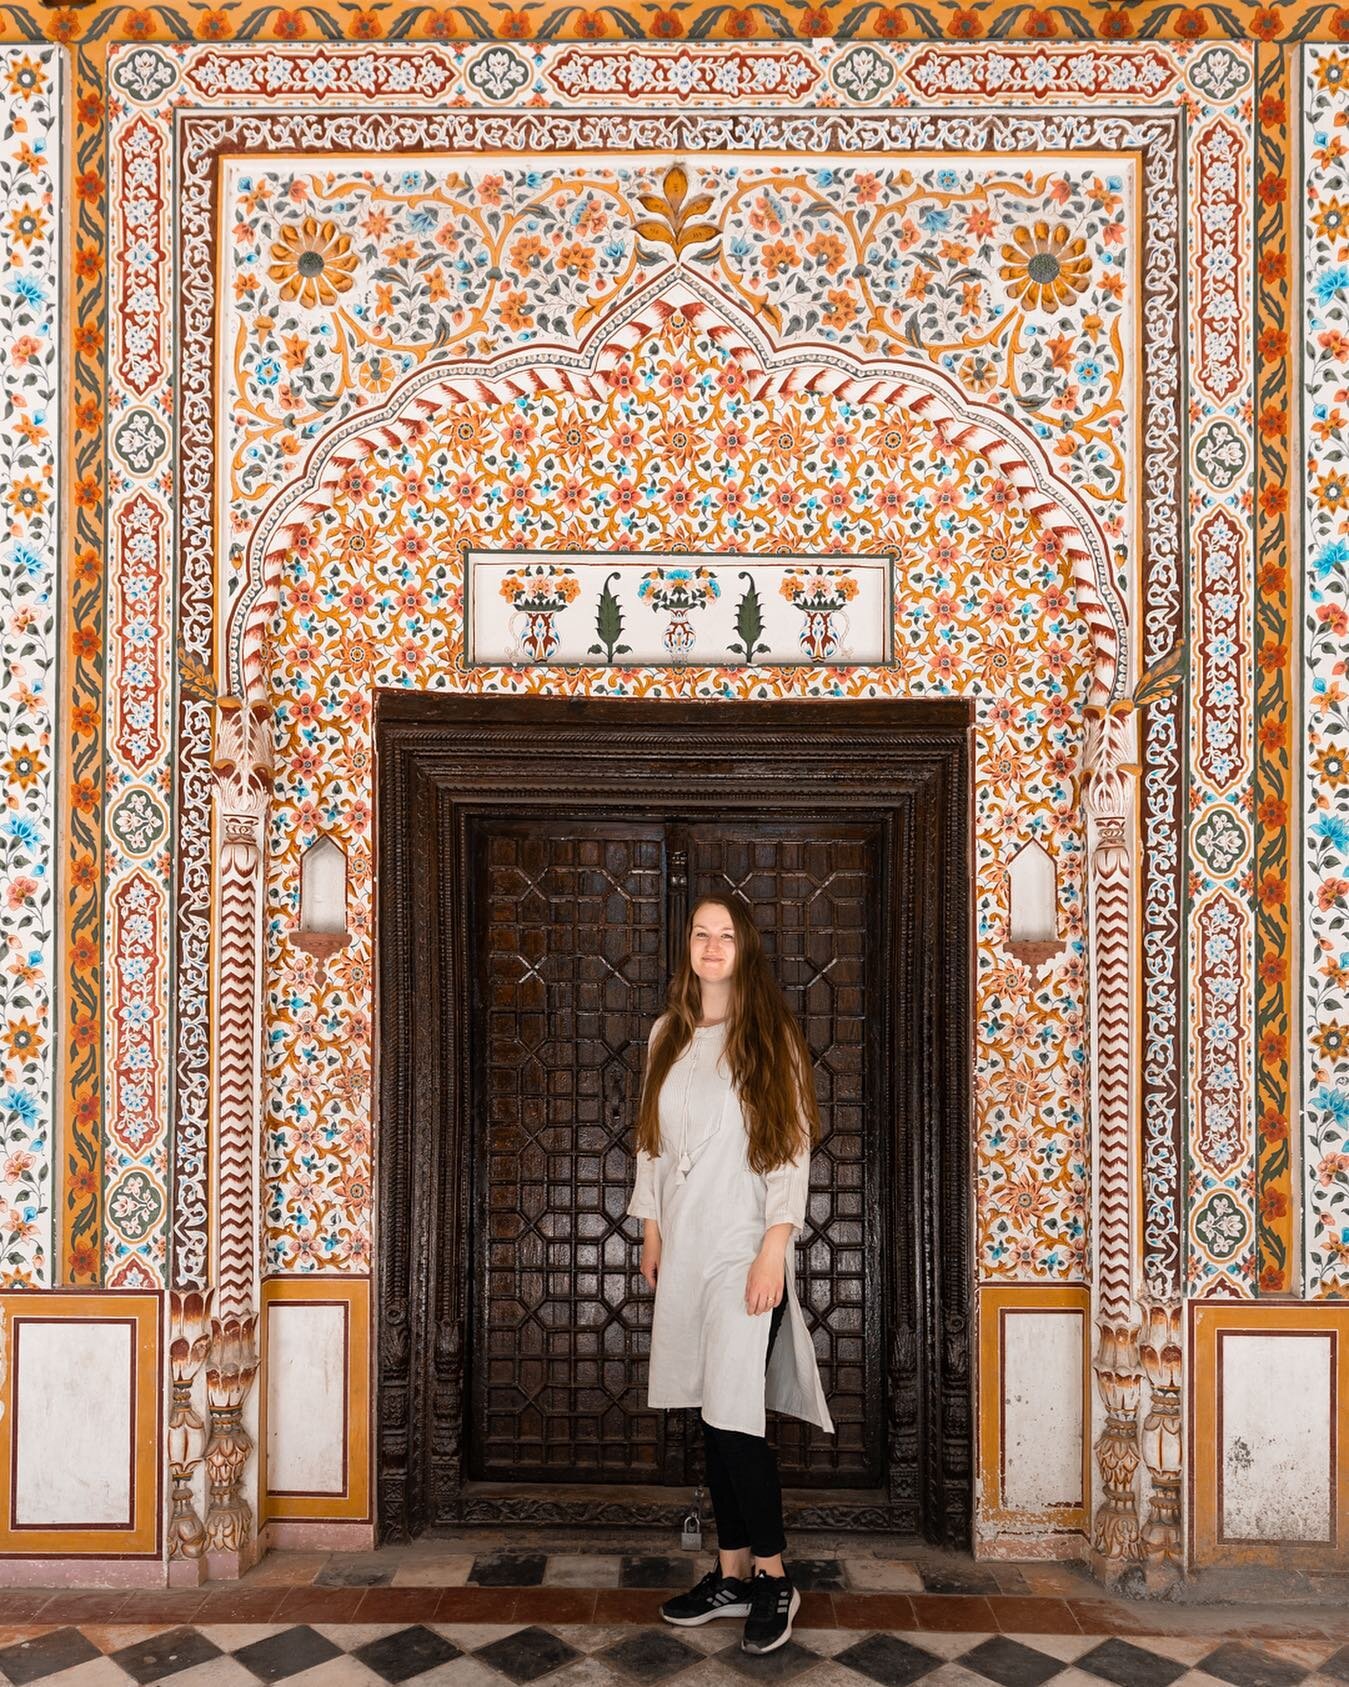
(729, 573, 768, 664)
(588, 571, 631, 664)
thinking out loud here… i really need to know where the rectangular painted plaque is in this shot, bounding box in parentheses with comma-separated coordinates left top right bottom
(465, 550, 893, 668)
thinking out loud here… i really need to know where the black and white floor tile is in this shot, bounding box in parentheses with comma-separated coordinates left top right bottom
(0, 1618, 1345, 1687)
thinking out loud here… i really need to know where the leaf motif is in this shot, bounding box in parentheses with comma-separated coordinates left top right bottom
(675, 223, 720, 254)
(592, 572, 629, 664)
(634, 220, 675, 247)
(636, 192, 669, 218)
(731, 574, 768, 664)
(683, 193, 716, 219)
(663, 162, 688, 212)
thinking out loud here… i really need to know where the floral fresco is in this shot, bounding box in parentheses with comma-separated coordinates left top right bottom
(0, 47, 59, 1289)
(221, 152, 1134, 619)
(1304, 45, 1349, 1296)
(262, 313, 1096, 1275)
(0, 20, 1299, 1570)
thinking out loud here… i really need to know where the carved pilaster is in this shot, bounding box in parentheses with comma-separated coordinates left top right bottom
(203, 1313, 259, 1559)
(167, 1288, 214, 1568)
(207, 699, 272, 1575)
(1139, 1294, 1184, 1588)
(1083, 704, 1144, 1581)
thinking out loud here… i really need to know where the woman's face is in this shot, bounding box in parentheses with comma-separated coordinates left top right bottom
(689, 902, 737, 987)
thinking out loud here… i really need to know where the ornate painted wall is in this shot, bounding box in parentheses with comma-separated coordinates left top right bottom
(1, 0, 1348, 1580)
(0, 45, 59, 1291)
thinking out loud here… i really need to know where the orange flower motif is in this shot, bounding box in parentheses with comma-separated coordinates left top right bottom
(2, 747, 43, 792)
(7, 205, 46, 249)
(5, 55, 46, 100)
(268, 217, 359, 308)
(761, 238, 799, 274)
(999, 221, 1092, 313)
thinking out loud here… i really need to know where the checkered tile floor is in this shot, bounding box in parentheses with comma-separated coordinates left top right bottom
(0, 1619, 1345, 1687)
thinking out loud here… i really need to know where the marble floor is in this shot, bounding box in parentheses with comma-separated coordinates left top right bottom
(0, 1541, 1345, 1687)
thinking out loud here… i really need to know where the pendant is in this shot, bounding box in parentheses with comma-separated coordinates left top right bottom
(677, 1151, 691, 1176)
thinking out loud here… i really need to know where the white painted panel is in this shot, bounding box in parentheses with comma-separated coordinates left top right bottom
(1222, 1334, 1333, 1542)
(14, 1320, 133, 1526)
(267, 1302, 347, 1495)
(1002, 1311, 1083, 1510)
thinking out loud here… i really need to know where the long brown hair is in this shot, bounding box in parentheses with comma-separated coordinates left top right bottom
(636, 897, 821, 1174)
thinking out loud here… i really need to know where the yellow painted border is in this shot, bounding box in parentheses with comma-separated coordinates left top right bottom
(978, 1283, 1090, 1532)
(260, 1276, 371, 1523)
(1191, 1302, 1349, 1568)
(0, 1291, 161, 1557)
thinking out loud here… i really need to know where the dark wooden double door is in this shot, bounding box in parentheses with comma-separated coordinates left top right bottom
(376, 698, 973, 1544)
(473, 817, 882, 1493)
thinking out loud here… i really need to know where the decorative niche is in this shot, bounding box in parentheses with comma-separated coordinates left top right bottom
(293, 835, 351, 961)
(1005, 838, 1065, 977)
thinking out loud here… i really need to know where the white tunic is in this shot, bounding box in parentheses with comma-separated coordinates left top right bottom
(626, 1020, 835, 1438)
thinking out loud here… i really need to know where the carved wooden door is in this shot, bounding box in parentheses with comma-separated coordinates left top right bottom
(469, 815, 885, 1490)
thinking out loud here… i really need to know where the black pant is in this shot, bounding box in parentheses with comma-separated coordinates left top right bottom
(699, 1296, 788, 1559)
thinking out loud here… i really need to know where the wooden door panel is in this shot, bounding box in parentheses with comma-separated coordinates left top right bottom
(378, 697, 973, 1542)
(688, 825, 882, 1486)
(471, 820, 670, 1482)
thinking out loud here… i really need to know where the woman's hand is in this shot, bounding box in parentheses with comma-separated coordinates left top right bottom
(640, 1219, 662, 1290)
(745, 1246, 785, 1315)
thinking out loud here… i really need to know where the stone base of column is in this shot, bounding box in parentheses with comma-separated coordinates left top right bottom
(205, 1538, 264, 1582)
(167, 1557, 210, 1589)
(1088, 1548, 1146, 1591)
(1142, 1557, 1184, 1595)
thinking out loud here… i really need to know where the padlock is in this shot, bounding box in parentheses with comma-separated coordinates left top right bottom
(680, 1484, 704, 1550)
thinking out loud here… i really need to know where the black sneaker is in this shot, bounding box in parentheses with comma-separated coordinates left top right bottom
(741, 1568, 800, 1653)
(659, 1563, 753, 1626)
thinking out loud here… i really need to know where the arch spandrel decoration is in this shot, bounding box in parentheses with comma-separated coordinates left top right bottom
(233, 279, 1128, 707)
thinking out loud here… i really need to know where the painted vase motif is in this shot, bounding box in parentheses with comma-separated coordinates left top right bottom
(515, 608, 561, 662)
(499, 564, 581, 664)
(781, 567, 860, 662)
(662, 613, 697, 660)
(637, 566, 720, 665)
(797, 607, 845, 661)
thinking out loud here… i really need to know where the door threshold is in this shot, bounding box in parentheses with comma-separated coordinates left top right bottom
(449, 1481, 913, 1535)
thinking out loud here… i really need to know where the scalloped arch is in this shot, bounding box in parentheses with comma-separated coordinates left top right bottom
(231, 272, 1127, 706)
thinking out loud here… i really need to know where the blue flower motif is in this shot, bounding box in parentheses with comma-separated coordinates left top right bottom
(1314, 265, 1349, 305)
(2, 1086, 38, 1128)
(1313, 813, 1349, 852)
(1314, 539, 1349, 580)
(3, 816, 42, 849)
(1312, 1083, 1349, 1127)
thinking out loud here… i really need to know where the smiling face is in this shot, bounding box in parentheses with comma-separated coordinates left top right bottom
(689, 901, 738, 991)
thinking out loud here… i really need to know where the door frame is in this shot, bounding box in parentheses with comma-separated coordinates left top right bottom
(375, 694, 975, 1546)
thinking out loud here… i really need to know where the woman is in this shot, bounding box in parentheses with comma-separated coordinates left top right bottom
(627, 896, 834, 1656)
